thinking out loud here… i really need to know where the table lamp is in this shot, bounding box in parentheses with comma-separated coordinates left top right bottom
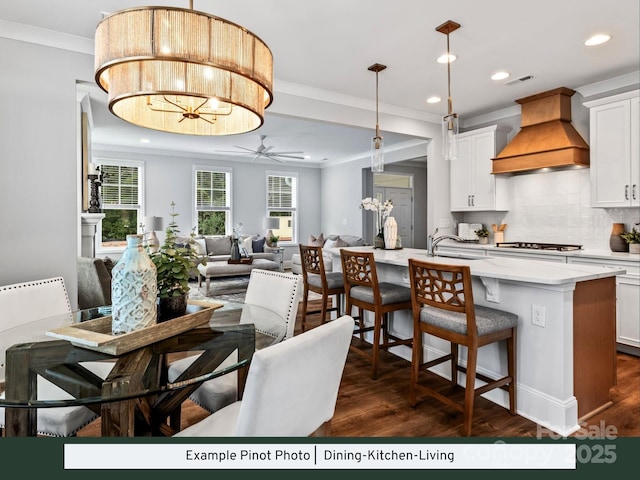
(263, 217, 279, 246)
(144, 216, 164, 253)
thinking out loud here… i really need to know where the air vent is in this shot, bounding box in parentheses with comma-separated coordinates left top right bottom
(505, 74, 534, 85)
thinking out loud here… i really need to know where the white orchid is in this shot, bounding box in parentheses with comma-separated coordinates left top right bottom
(360, 197, 393, 236)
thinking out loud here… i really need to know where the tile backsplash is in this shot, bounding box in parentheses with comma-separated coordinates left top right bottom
(459, 169, 640, 250)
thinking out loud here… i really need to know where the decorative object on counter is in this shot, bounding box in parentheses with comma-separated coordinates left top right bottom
(368, 63, 387, 172)
(111, 234, 157, 335)
(151, 202, 202, 321)
(620, 227, 640, 254)
(610, 223, 629, 252)
(436, 19, 461, 161)
(492, 223, 507, 244)
(360, 197, 393, 248)
(269, 234, 280, 248)
(143, 215, 164, 253)
(474, 226, 490, 245)
(384, 216, 398, 249)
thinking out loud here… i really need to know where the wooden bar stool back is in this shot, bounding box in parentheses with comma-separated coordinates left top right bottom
(340, 249, 413, 379)
(407, 258, 518, 436)
(298, 244, 345, 332)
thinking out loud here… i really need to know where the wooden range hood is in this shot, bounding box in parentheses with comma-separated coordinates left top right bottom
(492, 87, 589, 174)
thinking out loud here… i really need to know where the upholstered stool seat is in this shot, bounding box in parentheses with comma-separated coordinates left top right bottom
(419, 304, 518, 336)
(349, 282, 412, 305)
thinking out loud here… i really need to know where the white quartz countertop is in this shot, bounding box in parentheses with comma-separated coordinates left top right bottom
(432, 240, 640, 263)
(327, 246, 627, 286)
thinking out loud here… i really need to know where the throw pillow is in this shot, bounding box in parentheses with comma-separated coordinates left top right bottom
(324, 236, 348, 249)
(192, 238, 207, 256)
(205, 236, 232, 255)
(252, 236, 266, 253)
(242, 235, 255, 254)
(308, 233, 325, 246)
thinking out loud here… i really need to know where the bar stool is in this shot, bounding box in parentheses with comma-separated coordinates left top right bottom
(407, 258, 518, 436)
(299, 244, 345, 332)
(340, 249, 413, 380)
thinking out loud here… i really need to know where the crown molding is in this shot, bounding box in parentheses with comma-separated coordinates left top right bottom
(0, 19, 93, 55)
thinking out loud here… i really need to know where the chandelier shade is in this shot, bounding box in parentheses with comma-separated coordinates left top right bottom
(94, 5, 273, 136)
(436, 20, 460, 161)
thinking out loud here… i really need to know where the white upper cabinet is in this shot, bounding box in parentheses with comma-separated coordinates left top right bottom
(450, 125, 509, 211)
(585, 90, 640, 208)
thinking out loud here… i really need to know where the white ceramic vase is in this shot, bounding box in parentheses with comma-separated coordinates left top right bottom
(111, 234, 158, 335)
(383, 216, 398, 250)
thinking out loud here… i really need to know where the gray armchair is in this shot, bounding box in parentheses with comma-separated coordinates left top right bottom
(77, 257, 112, 309)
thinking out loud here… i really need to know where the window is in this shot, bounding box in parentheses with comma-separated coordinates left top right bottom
(195, 167, 231, 235)
(267, 172, 297, 243)
(97, 160, 143, 248)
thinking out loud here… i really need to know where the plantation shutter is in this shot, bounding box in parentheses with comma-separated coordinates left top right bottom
(101, 164, 140, 207)
(196, 170, 229, 210)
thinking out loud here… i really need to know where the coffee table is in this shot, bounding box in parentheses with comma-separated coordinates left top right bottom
(197, 258, 279, 294)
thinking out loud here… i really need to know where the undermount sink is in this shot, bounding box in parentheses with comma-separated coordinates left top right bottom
(433, 253, 489, 260)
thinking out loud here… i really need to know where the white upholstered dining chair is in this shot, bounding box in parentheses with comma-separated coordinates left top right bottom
(0, 277, 113, 437)
(167, 269, 303, 414)
(175, 314, 354, 437)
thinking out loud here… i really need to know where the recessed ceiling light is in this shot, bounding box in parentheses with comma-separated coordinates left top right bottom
(585, 34, 611, 46)
(437, 53, 457, 64)
(140, 138, 150, 143)
(491, 71, 510, 81)
(427, 96, 442, 104)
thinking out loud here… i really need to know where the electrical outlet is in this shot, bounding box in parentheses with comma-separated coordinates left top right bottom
(532, 304, 546, 327)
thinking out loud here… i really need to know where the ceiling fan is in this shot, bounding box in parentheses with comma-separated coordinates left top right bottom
(216, 135, 305, 162)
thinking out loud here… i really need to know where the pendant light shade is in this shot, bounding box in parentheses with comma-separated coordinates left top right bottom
(94, 4, 273, 136)
(436, 20, 461, 161)
(368, 63, 387, 173)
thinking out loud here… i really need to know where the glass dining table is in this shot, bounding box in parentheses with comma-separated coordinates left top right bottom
(0, 301, 286, 437)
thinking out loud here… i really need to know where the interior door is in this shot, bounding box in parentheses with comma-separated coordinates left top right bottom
(373, 185, 413, 248)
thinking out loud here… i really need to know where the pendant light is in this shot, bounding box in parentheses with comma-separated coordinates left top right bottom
(94, 1, 273, 136)
(368, 63, 387, 172)
(436, 20, 461, 161)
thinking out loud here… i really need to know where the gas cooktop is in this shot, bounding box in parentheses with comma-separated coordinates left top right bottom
(496, 242, 583, 251)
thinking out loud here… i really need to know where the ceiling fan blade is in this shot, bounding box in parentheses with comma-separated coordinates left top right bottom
(215, 149, 255, 154)
(269, 154, 306, 160)
(268, 151, 304, 155)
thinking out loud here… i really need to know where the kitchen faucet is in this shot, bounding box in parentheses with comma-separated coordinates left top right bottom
(427, 228, 465, 256)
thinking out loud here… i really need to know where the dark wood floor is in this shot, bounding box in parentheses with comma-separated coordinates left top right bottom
(78, 300, 640, 438)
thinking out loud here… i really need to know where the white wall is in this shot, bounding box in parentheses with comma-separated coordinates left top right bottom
(0, 38, 95, 305)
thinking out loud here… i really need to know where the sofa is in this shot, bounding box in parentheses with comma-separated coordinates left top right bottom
(291, 233, 365, 275)
(176, 234, 277, 279)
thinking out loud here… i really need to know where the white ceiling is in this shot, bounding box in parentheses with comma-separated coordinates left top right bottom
(2, 0, 639, 165)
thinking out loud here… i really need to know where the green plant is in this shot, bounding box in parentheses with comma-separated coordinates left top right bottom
(269, 234, 280, 244)
(620, 227, 640, 244)
(475, 227, 490, 238)
(150, 202, 202, 298)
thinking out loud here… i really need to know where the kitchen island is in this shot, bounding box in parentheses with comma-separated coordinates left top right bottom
(327, 246, 626, 436)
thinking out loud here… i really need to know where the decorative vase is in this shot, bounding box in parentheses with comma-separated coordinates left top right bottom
(609, 223, 628, 252)
(384, 216, 398, 250)
(111, 234, 157, 335)
(230, 237, 241, 260)
(158, 293, 188, 322)
(630, 243, 640, 254)
(374, 234, 385, 249)
(479, 237, 489, 245)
